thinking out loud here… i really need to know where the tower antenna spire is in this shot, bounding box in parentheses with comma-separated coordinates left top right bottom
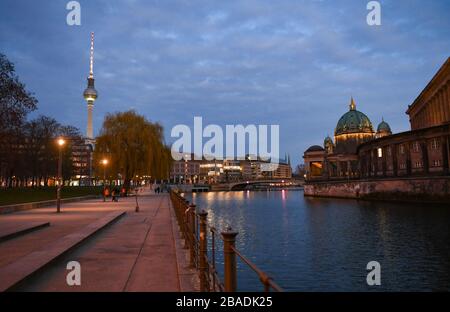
(89, 32, 94, 78)
(83, 32, 98, 141)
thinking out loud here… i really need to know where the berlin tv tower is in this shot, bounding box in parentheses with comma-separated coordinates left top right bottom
(83, 32, 98, 140)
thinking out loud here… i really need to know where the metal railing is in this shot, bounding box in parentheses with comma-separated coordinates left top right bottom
(170, 190, 283, 292)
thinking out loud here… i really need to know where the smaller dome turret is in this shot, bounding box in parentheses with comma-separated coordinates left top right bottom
(324, 136, 334, 154)
(376, 118, 392, 138)
(305, 145, 325, 153)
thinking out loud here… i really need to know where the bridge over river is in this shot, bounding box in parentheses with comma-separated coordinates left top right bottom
(210, 179, 304, 191)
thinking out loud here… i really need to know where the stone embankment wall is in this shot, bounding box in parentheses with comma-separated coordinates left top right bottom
(304, 177, 450, 203)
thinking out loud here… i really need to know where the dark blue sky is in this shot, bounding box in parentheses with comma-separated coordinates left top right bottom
(1, 0, 449, 166)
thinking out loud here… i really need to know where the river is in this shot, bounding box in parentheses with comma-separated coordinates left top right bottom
(189, 190, 450, 291)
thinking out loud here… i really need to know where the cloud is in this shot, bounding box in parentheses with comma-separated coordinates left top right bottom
(0, 0, 449, 165)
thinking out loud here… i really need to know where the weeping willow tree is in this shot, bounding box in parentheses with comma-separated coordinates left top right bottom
(94, 111, 172, 188)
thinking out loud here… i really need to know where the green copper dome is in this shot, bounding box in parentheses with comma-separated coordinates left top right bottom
(335, 98, 374, 136)
(377, 119, 392, 133)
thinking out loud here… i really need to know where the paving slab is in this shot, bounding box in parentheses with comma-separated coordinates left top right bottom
(0, 222, 50, 243)
(8, 195, 199, 292)
(0, 211, 125, 291)
(0, 199, 133, 268)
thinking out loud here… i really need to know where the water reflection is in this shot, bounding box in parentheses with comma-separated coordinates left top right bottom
(189, 190, 450, 291)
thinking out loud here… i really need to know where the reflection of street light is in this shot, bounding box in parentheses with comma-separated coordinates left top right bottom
(101, 159, 108, 202)
(56, 138, 66, 213)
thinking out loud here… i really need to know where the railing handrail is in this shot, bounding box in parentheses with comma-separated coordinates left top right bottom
(169, 189, 283, 292)
(230, 245, 283, 292)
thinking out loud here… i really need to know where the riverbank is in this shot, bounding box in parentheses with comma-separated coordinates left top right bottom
(304, 176, 450, 204)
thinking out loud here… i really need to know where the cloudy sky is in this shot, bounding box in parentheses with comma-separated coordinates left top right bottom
(1, 0, 449, 166)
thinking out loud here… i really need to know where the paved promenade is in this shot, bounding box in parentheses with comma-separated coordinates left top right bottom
(0, 193, 198, 292)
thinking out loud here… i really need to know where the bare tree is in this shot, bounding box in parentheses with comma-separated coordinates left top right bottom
(0, 53, 38, 187)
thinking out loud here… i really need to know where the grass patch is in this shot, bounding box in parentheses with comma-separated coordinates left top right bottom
(0, 187, 103, 206)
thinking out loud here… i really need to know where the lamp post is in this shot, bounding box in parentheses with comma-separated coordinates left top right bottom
(56, 138, 66, 213)
(101, 159, 108, 202)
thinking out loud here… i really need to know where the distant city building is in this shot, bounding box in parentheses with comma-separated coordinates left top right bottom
(169, 154, 293, 184)
(70, 137, 93, 186)
(170, 155, 201, 184)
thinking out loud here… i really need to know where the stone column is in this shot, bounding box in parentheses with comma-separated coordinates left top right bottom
(421, 140, 429, 174)
(373, 149, 378, 177)
(392, 144, 398, 177)
(442, 135, 449, 175)
(323, 156, 329, 180)
(432, 98, 437, 125)
(406, 143, 412, 176)
(444, 83, 450, 122)
(382, 147, 387, 177)
(437, 94, 442, 123)
(440, 90, 445, 123)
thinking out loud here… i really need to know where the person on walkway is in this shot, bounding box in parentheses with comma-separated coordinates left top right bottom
(103, 187, 110, 201)
(112, 188, 119, 202)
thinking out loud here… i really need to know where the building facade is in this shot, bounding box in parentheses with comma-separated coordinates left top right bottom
(406, 58, 450, 130)
(70, 138, 94, 186)
(303, 57, 450, 202)
(169, 155, 293, 184)
(303, 97, 385, 180)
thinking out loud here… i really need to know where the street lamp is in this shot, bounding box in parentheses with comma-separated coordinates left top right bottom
(101, 159, 108, 202)
(56, 138, 66, 213)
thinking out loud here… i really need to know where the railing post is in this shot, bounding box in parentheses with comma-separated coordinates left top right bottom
(189, 204, 196, 267)
(183, 201, 190, 249)
(222, 227, 238, 292)
(198, 210, 208, 292)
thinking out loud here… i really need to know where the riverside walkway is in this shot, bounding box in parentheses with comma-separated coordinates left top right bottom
(0, 193, 198, 292)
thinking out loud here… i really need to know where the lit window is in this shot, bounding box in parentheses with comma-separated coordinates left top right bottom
(413, 142, 420, 153)
(432, 160, 442, 167)
(431, 139, 440, 150)
(377, 148, 383, 158)
(399, 145, 405, 155)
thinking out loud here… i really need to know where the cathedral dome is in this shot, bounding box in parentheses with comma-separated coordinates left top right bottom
(335, 98, 374, 136)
